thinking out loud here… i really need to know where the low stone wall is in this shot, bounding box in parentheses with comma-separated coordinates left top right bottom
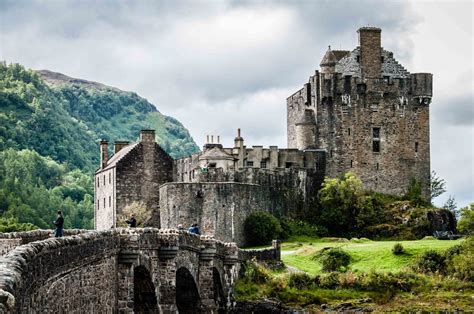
(239, 240, 281, 262)
(0, 230, 120, 313)
(0, 229, 90, 256)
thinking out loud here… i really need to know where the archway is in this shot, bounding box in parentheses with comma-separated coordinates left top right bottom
(213, 268, 226, 312)
(176, 267, 201, 314)
(134, 266, 158, 313)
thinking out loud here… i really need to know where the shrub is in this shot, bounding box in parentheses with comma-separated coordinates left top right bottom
(288, 272, 313, 289)
(413, 250, 446, 273)
(320, 248, 351, 272)
(448, 236, 474, 281)
(116, 201, 151, 227)
(243, 260, 270, 284)
(318, 272, 340, 289)
(392, 243, 405, 255)
(244, 211, 282, 246)
(360, 271, 423, 293)
(280, 218, 323, 238)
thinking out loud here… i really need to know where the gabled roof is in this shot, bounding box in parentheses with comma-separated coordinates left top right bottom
(97, 142, 140, 173)
(198, 147, 235, 161)
(320, 47, 350, 67)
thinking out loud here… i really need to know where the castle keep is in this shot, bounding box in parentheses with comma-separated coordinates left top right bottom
(95, 27, 432, 245)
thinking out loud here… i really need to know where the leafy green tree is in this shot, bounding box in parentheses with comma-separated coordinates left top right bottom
(318, 172, 363, 234)
(431, 170, 446, 200)
(457, 203, 474, 235)
(244, 211, 282, 246)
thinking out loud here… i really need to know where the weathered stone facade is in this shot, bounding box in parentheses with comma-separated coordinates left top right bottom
(0, 229, 280, 313)
(287, 27, 432, 197)
(95, 130, 174, 230)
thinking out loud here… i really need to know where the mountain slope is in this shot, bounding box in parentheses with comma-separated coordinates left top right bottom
(0, 63, 199, 172)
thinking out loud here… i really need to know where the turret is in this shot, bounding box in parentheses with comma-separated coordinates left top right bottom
(295, 109, 316, 150)
(411, 73, 433, 105)
(100, 140, 108, 169)
(320, 46, 338, 74)
(358, 27, 382, 78)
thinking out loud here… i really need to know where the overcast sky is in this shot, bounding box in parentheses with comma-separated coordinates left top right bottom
(1, 0, 472, 209)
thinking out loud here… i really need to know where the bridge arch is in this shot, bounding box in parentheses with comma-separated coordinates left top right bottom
(212, 267, 226, 312)
(133, 265, 158, 313)
(176, 267, 201, 313)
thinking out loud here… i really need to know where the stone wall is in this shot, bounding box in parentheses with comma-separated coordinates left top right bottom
(114, 142, 174, 228)
(159, 182, 266, 246)
(0, 230, 120, 313)
(0, 229, 89, 256)
(0, 228, 279, 313)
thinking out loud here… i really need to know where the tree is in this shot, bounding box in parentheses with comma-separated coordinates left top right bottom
(443, 195, 457, 215)
(457, 203, 474, 235)
(431, 170, 446, 200)
(244, 211, 282, 246)
(318, 172, 363, 234)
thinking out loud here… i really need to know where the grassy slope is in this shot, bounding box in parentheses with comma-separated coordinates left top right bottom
(281, 236, 463, 275)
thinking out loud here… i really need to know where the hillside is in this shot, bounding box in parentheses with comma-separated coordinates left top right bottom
(0, 62, 199, 229)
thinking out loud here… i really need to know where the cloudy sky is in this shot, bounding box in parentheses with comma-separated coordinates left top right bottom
(1, 0, 472, 208)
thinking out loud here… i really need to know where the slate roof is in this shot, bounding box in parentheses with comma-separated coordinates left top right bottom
(97, 142, 140, 173)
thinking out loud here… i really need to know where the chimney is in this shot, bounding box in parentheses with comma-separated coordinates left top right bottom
(100, 140, 109, 169)
(114, 141, 130, 154)
(358, 27, 382, 78)
(234, 128, 244, 148)
(140, 130, 156, 143)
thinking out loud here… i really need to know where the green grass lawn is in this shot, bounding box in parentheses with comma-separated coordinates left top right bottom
(281, 236, 464, 275)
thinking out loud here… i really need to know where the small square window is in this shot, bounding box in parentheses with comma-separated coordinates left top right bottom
(260, 161, 267, 169)
(246, 161, 254, 167)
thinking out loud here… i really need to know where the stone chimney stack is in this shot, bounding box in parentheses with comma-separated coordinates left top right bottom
(140, 130, 156, 143)
(114, 141, 130, 154)
(234, 128, 244, 149)
(358, 27, 382, 78)
(100, 140, 108, 169)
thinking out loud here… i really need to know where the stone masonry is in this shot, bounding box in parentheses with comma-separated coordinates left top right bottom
(0, 229, 280, 313)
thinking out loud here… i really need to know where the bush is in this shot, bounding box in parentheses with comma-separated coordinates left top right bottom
(280, 218, 323, 238)
(413, 250, 446, 274)
(392, 243, 405, 255)
(447, 236, 474, 281)
(318, 272, 340, 289)
(244, 211, 282, 246)
(287, 272, 313, 289)
(319, 248, 351, 272)
(243, 260, 270, 284)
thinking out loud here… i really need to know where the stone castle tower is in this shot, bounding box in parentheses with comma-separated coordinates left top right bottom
(287, 27, 432, 197)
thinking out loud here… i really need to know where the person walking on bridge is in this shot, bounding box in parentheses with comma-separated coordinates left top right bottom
(53, 211, 64, 237)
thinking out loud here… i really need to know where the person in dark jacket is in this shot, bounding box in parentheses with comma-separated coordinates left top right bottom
(126, 214, 137, 228)
(188, 223, 200, 235)
(53, 211, 64, 237)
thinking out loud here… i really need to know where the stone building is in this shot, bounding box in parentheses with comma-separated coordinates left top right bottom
(95, 27, 432, 245)
(287, 27, 432, 197)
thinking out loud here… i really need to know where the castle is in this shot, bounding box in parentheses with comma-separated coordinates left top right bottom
(95, 27, 432, 245)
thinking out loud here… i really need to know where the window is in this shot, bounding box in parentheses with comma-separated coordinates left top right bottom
(103, 175, 105, 186)
(348, 128, 351, 136)
(109, 196, 111, 207)
(246, 161, 254, 167)
(372, 127, 381, 153)
(109, 173, 111, 184)
(260, 161, 267, 169)
(376, 162, 379, 170)
(350, 160, 353, 168)
(208, 163, 216, 168)
(344, 76, 352, 94)
(415, 142, 419, 153)
(192, 170, 195, 179)
(356, 55, 360, 63)
(103, 198, 106, 209)
(97, 202, 99, 211)
(381, 56, 385, 63)
(97, 178, 99, 188)
(285, 162, 292, 168)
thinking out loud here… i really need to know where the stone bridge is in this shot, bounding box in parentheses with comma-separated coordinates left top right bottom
(0, 229, 280, 313)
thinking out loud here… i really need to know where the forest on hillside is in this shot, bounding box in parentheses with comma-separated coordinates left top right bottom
(0, 62, 199, 230)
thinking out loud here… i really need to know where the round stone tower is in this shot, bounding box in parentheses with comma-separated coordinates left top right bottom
(295, 109, 316, 150)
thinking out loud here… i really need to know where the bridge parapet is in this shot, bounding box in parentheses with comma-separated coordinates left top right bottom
(0, 229, 280, 313)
